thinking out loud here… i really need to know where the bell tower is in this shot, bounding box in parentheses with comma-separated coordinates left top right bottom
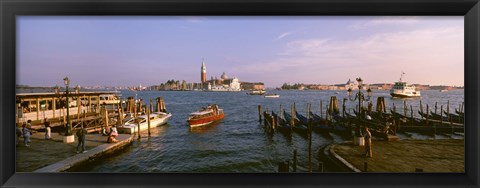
(201, 58, 207, 83)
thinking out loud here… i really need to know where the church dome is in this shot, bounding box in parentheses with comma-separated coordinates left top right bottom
(221, 72, 228, 80)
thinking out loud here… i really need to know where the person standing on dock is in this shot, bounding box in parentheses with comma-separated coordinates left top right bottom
(43, 118, 51, 140)
(26, 120, 33, 135)
(76, 123, 88, 153)
(22, 123, 31, 147)
(364, 127, 372, 158)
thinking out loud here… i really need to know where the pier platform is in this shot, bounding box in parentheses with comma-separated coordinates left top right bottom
(16, 132, 133, 172)
(326, 139, 464, 172)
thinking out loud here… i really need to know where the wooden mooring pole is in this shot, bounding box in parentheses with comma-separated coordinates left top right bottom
(150, 99, 153, 115)
(278, 161, 289, 172)
(420, 100, 424, 115)
(308, 109, 312, 173)
(410, 105, 414, 127)
(293, 149, 297, 172)
(135, 102, 141, 139)
(426, 104, 429, 126)
(320, 100, 323, 119)
(147, 104, 151, 137)
(291, 103, 295, 128)
(258, 105, 262, 122)
(440, 105, 444, 126)
(104, 107, 109, 132)
(448, 100, 452, 126)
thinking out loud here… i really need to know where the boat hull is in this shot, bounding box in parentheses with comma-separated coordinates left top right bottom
(264, 95, 280, 98)
(188, 113, 225, 127)
(118, 113, 172, 134)
(390, 93, 421, 98)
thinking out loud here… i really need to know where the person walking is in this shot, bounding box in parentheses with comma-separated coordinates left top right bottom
(22, 123, 31, 147)
(43, 118, 51, 140)
(76, 123, 88, 153)
(364, 127, 372, 158)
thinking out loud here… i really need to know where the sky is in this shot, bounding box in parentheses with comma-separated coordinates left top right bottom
(17, 16, 464, 88)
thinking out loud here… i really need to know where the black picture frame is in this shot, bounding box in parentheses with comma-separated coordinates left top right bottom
(1, 0, 479, 187)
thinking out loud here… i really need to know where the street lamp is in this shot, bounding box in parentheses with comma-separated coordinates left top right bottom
(63, 77, 72, 136)
(347, 77, 372, 138)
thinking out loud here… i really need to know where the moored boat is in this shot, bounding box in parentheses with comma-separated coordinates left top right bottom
(271, 111, 292, 134)
(390, 72, 421, 98)
(118, 111, 172, 134)
(264, 94, 280, 98)
(246, 90, 266, 95)
(188, 104, 224, 127)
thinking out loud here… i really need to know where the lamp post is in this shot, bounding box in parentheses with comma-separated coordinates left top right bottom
(53, 85, 60, 119)
(63, 77, 72, 136)
(347, 77, 372, 142)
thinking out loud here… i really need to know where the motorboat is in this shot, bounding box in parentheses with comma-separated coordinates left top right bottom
(118, 111, 172, 134)
(264, 94, 280, 98)
(188, 104, 225, 127)
(246, 90, 266, 95)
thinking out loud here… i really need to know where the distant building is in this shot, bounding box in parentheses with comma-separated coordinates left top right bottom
(204, 71, 242, 91)
(201, 59, 207, 83)
(345, 79, 359, 90)
(241, 82, 265, 90)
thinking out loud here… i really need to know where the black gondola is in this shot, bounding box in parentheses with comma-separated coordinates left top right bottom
(283, 110, 309, 137)
(455, 109, 464, 116)
(390, 110, 423, 125)
(418, 111, 449, 122)
(271, 111, 292, 135)
(443, 111, 464, 124)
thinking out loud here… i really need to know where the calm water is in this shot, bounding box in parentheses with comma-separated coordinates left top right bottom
(75, 89, 464, 172)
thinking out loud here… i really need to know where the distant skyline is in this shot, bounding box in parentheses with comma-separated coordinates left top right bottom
(17, 16, 464, 88)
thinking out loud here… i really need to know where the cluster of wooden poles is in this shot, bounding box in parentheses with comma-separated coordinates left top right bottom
(99, 97, 167, 138)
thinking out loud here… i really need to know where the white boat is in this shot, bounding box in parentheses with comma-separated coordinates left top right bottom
(390, 72, 421, 98)
(264, 94, 280, 98)
(117, 112, 172, 134)
(247, 90, 266, 95)
(440, 89, 448, 92)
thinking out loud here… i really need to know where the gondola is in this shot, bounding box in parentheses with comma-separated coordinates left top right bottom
(307, 112, 334, 134)
(271, 111, 292, 135)
(443, 111, 464, 124)
(325, 112, 352, 137)
(390, 110, 423, 125)
(418, 111, 449, 122)
(283, 111, 309, 137)
(455, 109, 464, 116)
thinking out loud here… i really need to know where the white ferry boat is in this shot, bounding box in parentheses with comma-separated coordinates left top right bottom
(390, 72, 421, 98)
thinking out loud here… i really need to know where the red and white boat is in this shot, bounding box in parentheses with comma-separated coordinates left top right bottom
(188, 104, 225, 127)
